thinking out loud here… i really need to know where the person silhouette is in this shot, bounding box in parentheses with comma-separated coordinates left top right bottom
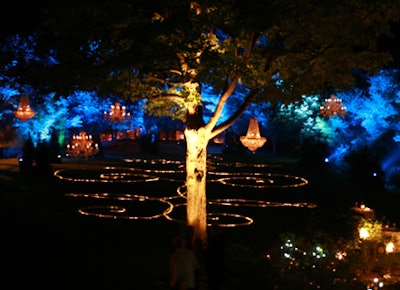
(205, 225, 226, 290)
(169, 236, 199, 290)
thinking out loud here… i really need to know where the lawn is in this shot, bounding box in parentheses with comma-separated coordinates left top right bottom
(1, 141, 400, 289)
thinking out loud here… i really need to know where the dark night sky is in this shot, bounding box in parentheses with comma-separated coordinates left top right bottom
(0, 2, 43, 36)
(380, 22, 400, 68)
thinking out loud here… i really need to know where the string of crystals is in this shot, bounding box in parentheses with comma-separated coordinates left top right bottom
(319, 95, 346, 118)
(240, 117, 267, 153)
(103, 102, 130, 122)
(66, 131, 99, 158)
(14, 94, 35, 121)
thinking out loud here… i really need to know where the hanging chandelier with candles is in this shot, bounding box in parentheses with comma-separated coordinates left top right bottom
(66, 131, 99, 158)
(14, 94, 35, 121)
(104, 102, 130, 123)
(240, 117, 267, 153)
(319, 95, 346, 118)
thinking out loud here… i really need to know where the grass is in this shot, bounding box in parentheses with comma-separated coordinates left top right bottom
(1, 141, 400, 289)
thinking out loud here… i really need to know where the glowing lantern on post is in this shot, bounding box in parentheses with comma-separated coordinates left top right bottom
(240, 117, 267, 153)
(14, 94, 35, 121)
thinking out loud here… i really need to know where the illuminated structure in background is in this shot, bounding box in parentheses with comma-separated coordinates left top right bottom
(104, 102, 130, 123)
(66, 131, 99, 158)
(14, 94, 35, 121)
(319, 95, 346, 118)
(240, 117, 267, 153)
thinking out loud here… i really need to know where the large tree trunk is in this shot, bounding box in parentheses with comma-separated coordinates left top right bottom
(184, 126, 208, 246)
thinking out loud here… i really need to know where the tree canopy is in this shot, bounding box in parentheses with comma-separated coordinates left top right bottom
(2, 0, 400, 244)
(11, 0, 397, 110)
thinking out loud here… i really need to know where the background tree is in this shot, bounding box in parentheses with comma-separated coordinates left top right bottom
(11, 0, 400, 244)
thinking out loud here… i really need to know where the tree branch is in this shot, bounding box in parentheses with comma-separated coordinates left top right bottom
(147, 93, 185, 102)
(204, 75, 240, 133)
(209, 88, 260, 139)
(205, 31, 257, 134)
(144, 73, 181, 86)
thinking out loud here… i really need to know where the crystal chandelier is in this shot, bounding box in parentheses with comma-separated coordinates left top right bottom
(14, 94, 35, 121)
(66, 131, 99, 158)
(104, 102, 130, 122)
(319, 95, 346, 118)
(240, 117, 267, 153)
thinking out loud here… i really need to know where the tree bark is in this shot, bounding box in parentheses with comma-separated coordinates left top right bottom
(184, 126, 208, 246)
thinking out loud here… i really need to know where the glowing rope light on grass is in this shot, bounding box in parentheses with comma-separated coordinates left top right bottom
(99, 172, 158, 180)
(215, 174, 308, 188)
(163, 202, 254, 227)
(123, 158, 185, 165)
(54, 169, 159, 183)
(209, 161, 282, 168)
(99, 160, 293, 186)
(59, 158, 313, 226)
(65, 193, 174, 220)
(65, 191, 316, 226)
(208, 199, 317, 208)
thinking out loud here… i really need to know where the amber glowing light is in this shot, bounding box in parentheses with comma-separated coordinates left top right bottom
(65, 131, 99, 158)
(14, 94, 35, 121)
(104, 102, 130, 122)
(240, 117, 267, 153)
(319, 95, 346, 118)
(56, 160, 314, 227)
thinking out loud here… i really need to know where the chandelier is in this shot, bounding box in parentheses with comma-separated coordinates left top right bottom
(104, 102, 130, 122)
(319, 95, 346, 118)
(66, 131, 99, 158)
(14, 94, 35, 121)
(240, 117, 267, 153)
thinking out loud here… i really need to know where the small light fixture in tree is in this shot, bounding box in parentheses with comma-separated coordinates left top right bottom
(240, 117, 267, 153)
(104, 102, 130, 123)
(66, 131, 99, 158)
(319, 95, 346, 118)
(14, 94, 35, 121)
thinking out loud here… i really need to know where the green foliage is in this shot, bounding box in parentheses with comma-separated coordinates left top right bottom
(143, 98, 186, 120)
(357, 218, 383, 241)
(266, 231, 365, 289)
(265, 222, 400, 289)
(265, 95, 333, 149)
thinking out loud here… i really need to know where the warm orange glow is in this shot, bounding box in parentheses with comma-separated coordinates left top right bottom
(64, 193, 174, 220)
(14, 94, 35, 121)
(184, 127, 208, 243)
(335, 250, 347, 260)
(319, 95, 346, 118)
(57, 157, 315, 229)
(66, 131, 99, 158)
(54, 169, 159, 183)
(104, 102, 130, 122)
(386, 241, 395, 253)
(240, 117, 267, 153)
(359, 227, 370, 240)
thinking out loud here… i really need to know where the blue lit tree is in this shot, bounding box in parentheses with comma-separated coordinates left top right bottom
(329, 69, 400, 185)
(263, 69, 400, 176)
(260, 95, 337, 169)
